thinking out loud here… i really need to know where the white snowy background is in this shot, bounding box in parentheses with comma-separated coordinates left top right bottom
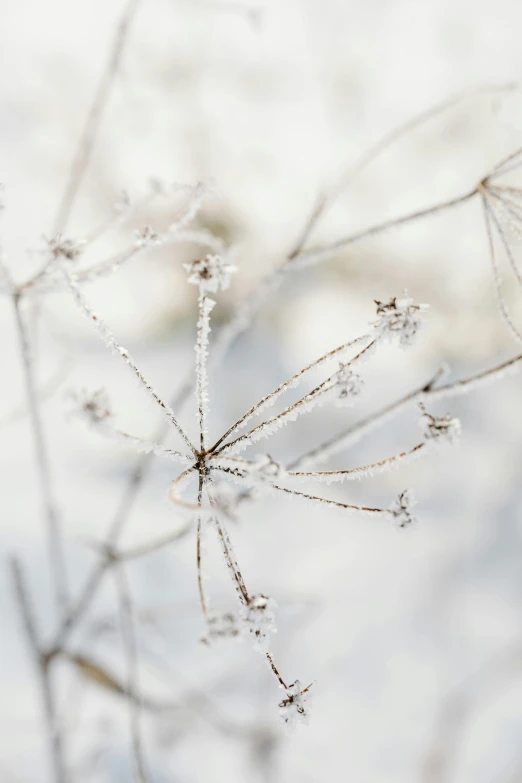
(1, 0, 522, 781)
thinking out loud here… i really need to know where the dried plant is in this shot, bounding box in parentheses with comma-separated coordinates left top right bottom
(4, 2, 522, 780)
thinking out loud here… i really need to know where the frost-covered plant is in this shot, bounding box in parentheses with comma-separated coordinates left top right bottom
(55, 246, 470, 722)
(4, 16, 522, 776)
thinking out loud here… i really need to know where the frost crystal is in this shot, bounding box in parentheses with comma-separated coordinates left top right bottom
(69, 388, 112, 425)
(389, 489, 418, 529)
(202, 612, 240, 644)
(334, 363, 363, 401)
(241, 594, 277, 650)
(420, 408, 461, 445)
(134, 225, 161, 248)
(279, 680, 310, 729)
(373, 291, 428, 347)
(184, 254, 237, 293)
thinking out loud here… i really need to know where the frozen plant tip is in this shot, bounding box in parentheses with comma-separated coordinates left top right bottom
(279, 680, 311, 730)
(202, 612, 240, 645)
(241, 594, 277, 651)
(373, 290, 428, 347)
(419, 404, 462, 445)
(184, 253, 237, 293)
(389, 490, 418, 529)
(334, 363, 364, 401)
(68, 388, 112, 425)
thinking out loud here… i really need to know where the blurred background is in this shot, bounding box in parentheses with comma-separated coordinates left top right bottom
(2, 0, 522, 781)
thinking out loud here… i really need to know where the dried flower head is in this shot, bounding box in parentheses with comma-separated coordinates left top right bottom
(389, 489, 418, 529)
(334, 363, 364, 401)
(241, 594, 277, 650)
(134, 225, 161, 248)
(184, 253, 237, 292)
(279, 680, 311, 730)
(201, 612, 240, 645)
(420, 405, 461, 445)
(373, 291, 428, 347)
(68, 388, 112, 425)
(47, 234, 86, 262)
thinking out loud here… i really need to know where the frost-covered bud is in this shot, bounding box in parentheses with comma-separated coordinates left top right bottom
(251, 454, 285, 481)
(184, 254, 237, 293)
(241, 594, 277, 650)
(389, 489, 418, 529)
(334, 363, 363, 401)
(373, 291, 428, 347)
(68, 388, 112, 426)
(47, 234, 86, 262)
(134, 225, 161, 248)
(279, 680, 311, 730)
(202, 612, 240, 645)
(420, 408, 461, 445)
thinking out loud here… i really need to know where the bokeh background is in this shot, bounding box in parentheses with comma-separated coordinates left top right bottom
(2, 0, 522, 781)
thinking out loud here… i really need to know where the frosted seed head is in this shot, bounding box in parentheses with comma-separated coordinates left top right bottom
(334, 363, 364, 401)
(279, 680, 311, 730)
(68, 388, 112, 426)
(47, 234, 86, 262)
(389, 489, 418, 529)
(372, 290, 428, 347)
(184, 254, 237, 293)
(241, 593, 277, 650)
(134, 225, 162, 248)
(420, 406, 461, 445)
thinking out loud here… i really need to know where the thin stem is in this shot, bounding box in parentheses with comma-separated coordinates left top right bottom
(288, 370, 442, 470)
(262, 482, 388, 516)
(62, 267, 195, 452)
(196, 472, 208, 621)
(12, 293, 69, 612)
(296, 189, 477, 268)
(480, 193, 522, 343)
(114, 564, 151, 783)
(288, 441, 427, 482)
(10, 557, 67, 783)
(209, 334, 370, 453)
(290, 82, 516, 254)
(53, 0, 142, 234)
(214, 338, 377, 456)
(195, 290, 213, 451)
